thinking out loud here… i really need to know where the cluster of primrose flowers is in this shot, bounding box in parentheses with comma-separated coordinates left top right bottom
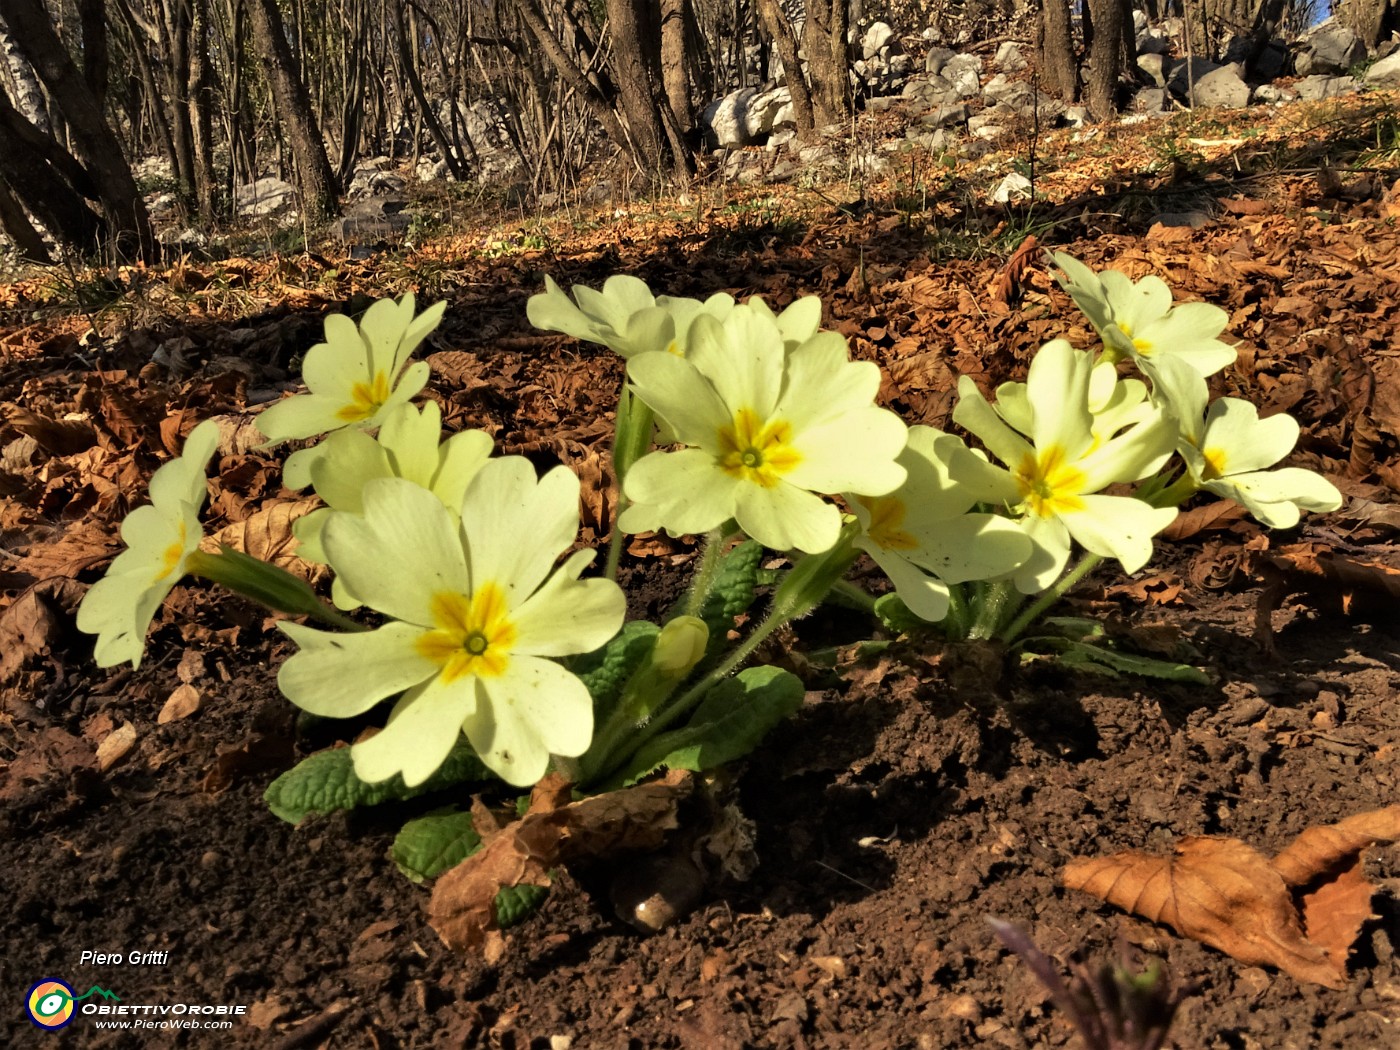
(76, 256, 1341, 801)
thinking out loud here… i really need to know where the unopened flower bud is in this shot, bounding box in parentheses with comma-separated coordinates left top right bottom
(652, 616, 708, 677)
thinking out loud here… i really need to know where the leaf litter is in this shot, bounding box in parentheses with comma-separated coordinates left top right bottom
(3, 97, 1400, 1045)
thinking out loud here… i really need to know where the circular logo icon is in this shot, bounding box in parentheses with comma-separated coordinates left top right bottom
(26, 979, 76, 1030)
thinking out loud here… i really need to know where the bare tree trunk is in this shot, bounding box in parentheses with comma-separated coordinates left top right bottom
(188, 0, 220, 222)
(244, 0, 340, 221)
(605, 0, 690, 181)
(660, 0, 694, 131)
(395, 3, 468, 179)
(755, 0, 816, 134)
(75, 0, 109, 109)
(1037, 0, 1080, 102)
(1335, 0, 1399, 47)
(1, 0, 156, 259)
(1085, 0, 1131, 119)
(0, 176, 52, 262)
(0, 18, 50, 132)
(804, 0, 852, 127)
(0, 94, 106, 252)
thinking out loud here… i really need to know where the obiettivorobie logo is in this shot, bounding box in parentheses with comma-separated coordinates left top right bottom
(25, 979, 120, 1030)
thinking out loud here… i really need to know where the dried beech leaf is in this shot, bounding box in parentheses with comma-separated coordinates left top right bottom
(430, 770, 693, 960)
(1161, 500, 1248, 541)
(204, 498, 322, 574)
(158, 683, 203, 724)
(96, 722, 139, 772)
(2, 404, 97, 456)
(1302, 860, 1376, 972)
(1062, 837, 1342, 988)
(1271, 805, 1400, 886)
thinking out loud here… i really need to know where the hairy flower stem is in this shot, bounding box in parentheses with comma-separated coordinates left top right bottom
(186, 547, 365, 632)
(997, 552, 1104, 645)
(829, 578, 876, 614)
(944, 584, 972, 638)
(968, 579, 1018, 640)
(605, 385, 656, 582)
(592, 529, 860, 784)
(682, 528, 728, 618)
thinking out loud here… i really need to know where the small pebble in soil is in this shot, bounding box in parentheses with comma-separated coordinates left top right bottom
(610, 853, 706, 933)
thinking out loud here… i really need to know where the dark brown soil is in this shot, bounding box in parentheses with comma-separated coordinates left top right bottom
(5, 155, 1400, 1047)
(4, 576, 1398, 1049)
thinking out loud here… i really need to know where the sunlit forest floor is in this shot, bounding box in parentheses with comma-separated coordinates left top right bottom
(3, 91, 1400, 1047)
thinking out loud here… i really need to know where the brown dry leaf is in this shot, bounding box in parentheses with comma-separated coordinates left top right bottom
(203, 498, 322, 574)
(1271, 805, 1400, 886)
(1063, 805, 1400, 988)
(158, 683, 202, 724)
(1161, 500, 1248, 541)
(0, 727, 98, 801)
(200, 732, 295, 792)
(96, 722, 139, 772)
(12, 521, 120, 580)
(0, 579, 74, 686)
(430, 770, 693, 961)
(1302, 861, 1377, 973)
(988, 234, 1038, 304)
(2, 404, 97, 456)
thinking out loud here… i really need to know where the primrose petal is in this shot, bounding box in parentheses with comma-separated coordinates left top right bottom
(466, 656, 595, 786)
(277, 621, 437, 718)
(351, 677, 478, 788)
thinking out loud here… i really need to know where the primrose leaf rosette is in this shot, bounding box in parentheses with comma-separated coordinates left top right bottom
(77, 420, 220, 667)
(258, 293, 445, 484)
(1172, 378, 1342, 528)
(276, 466, 626, 788)
(850, 426, 1032, 621)
(952, 340, 1179, 592)
(619, 307, 908, 554)
(292, 401, 494, 609)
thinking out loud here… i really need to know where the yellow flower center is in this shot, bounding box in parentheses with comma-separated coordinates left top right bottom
(665, 339, 684, 357)
(1112, 322, 1152, 357)
(857, 495, 917, 550)
(337, 370, 392, 423)
(717, 408, 801, 489)
(1015, 445, 1088, 517)
(154, 520, 187, 581)
(1201, 446, 1228, 481)
(415, 582, 517, 682)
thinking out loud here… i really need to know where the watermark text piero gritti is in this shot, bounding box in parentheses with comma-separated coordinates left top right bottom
(80, 950, 170, 965)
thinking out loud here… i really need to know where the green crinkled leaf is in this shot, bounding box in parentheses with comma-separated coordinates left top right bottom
(570, 620, 659, 724)
(495, 882, 550, 928)
(264, 741, 493, 824)
(874, 592, 931, 633)
(392, 808, 483, 884)
(696, 540, 764, 641)
(1025, 638, 1211, 684)
(616, 665, 804, 786)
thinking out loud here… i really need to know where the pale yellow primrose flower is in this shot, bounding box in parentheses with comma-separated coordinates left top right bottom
(1171, 371, 1341, 528)
(527, 274, 735, 358)
(277, 466, 626, 788)
(850, 427, 1031, 621)
(293, 401, 494, 609)
(1051, 252, 1237, 400)
(258, 294, 445, 484)
(528, 274, 823, 361)
(619, 307, 908, 554)
(952, 340, 1179, 593)
(988, 359, 1153, 451)
(77, 420, 220, 667)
